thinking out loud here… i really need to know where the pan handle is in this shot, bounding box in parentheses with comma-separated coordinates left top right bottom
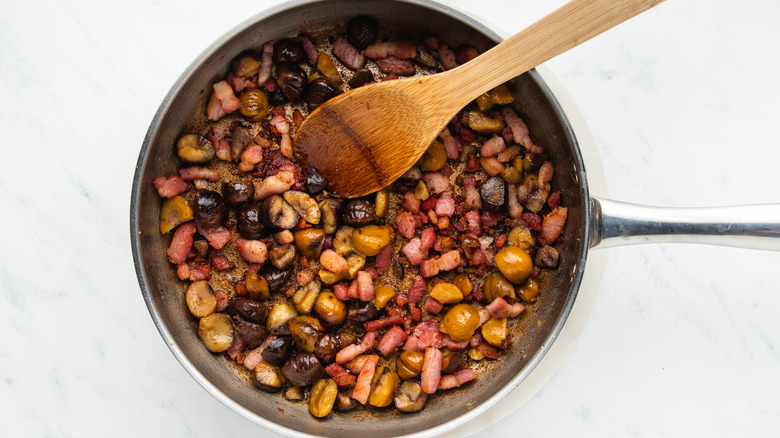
(589, 197, 780, 251)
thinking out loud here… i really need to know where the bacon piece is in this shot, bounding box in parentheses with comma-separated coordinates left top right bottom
(269, 113, 292, 159)
(423, 297, 444, 314)
(207, 127, 232, 161)
(480, 156, 505, 176)
(333, 36, 365, 70)
(374, 244, 392, 273)
(253, 171, 295, 200)
(275, 229, 294, 245)
(356, 271, 375, 301)
(420, 227, 436, 251)
(333, 284, 350, 301)
(507, 184, 523, 218)
(401, 237, 426, 266)
(421, 347, 443, 394)
(364, 41, 417, 59)
(522, 212, 543, 232)
(153, 176, 188, 198)
(376, 56, 416, 75)
(243, 344, 267, 371)
(475, 341, 500, 359)
(435, 196, 455, 217)
(422, 172, 452, 196)
(298, 34, 319, 65)
(238, 145, 264, 173)
(179, 166, 220, 182)
(539, 206, 568, 245)
(480, 135, 506, 157)
(325, 363, 356, 386)
(438, 368, 476, 390)
(538, 161, 554, 189)
(420, 197, 437, 212)
(462, 177, 482, 209)
(402, 192, 421, 213)
(296, 268, 316, 287)
(471, 248, 487, 265)
(497, 145, 522, 163)
(207, 80, 241, 121)
(215, 289, 229, 311)
(548, 191, 562, 209)
(487, 297, 526, 318)
(438, 250, 461, 272)
(227, 332, 246, 364)
(438, 127, 460, 159)
(402, 335, 420, 351)
(177, 262, 211, 281)
(344, 354, 379, 374)
(464, 210, 482, 236)
(226, 72, 257, 93)
(455, 45, 479, 64)
(197, 225, 231, 250)
(420, 257, 440, 278)
(364, 314, 405, 332)
(500, 106, 543, 153)
(320, 249, 348, 273)
(438, 44, 457, 70)
(407, 276, 426, 304)
(235, 238, 268, 264)
(256, 42, 274, 85)
(167, 222, 196, 264)
(377, 326, 409, 357)
(347, 278, 359, 300)
(211, 256, 235, 271)
(445, 337, 470, 350)
(335, 331, 377, 364)
(352, 355, 379, 404)
(396, 211, 418, 239)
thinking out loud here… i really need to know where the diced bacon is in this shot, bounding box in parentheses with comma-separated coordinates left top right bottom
(480, 156, 505, 176)
(275, 229, 294, 245)
(407, 276, 426, 304)
(364, 41, 417, 59)
(333, 283, 350, 301)
(477, 308, 492, 328)
(455, 45, 479, 64)
(402, 335, 420, 351)
(487, 297, 526, 318)
(320, 249, 348, 273)
(352, 355, 379, 404)
(153, 176, 188, 198)
(333, 36, 365, 70)
(215, 289, 229, 311)
(334, 372, 357, 387)
(336, 331, 377, 364)
(347, 278, 359, 299)
(253, 171, 295, 200)
(481, 211, 502, 227)
(167, 222, 196, 264)
(256, 42, 274, 85)
(176, 262, 210, 281)
(501, 106, 544, 153)
(438, 127, 460, 159)
(480, 135, 506, 157)
(462, 177, 482, 209)
(226, 72, 257, 93)
(356, 271, 374, 301)
(438, 368, 476, 390)
(207, 81, 241, 121)
(497, 145, 522, 163)
(421, 347, 443, 394)
(438, 44, 457, 70)
(423, 297, 444, 314)
(508, 184, 523, 218)
(179, 166, 220, 182)
(227, 332, 246, 363)
(538, 161, 554, 189)
(235, 238, 268, 264)
(243, 345, 265, 371)
(464, 210, 482, 235)
(424, 36, 439, 50)
(375, 56, 416, 75)
(193, 179, 209, 190)
(418, 330, 447, 349)
(374, 244, 392, 273)
(298, 35, 319, 65)
(238, 145, 264, 172)
(548, 191, 562, 209)
(539, 206, 568, 245)
(435, 196, 455, 217)
(364, 314, 405, 332)
(402, 192, 421, 213)
(422, 172, 452, 196)
(445, 336, 470, 350)
(344, 354, 378, 374)
(420, 257, 440, 278)
(402, 238, 426, 266)
(207, 127, 231, 161)
(420, 227, 436, 251)
(377, 326, 409, 356)
(437, 250, 461, 272)
(413, 318, 440, 336)
(420, 197, 437, 212)
(206, 94, 226, 121)
(269, 113, 292, 159)
(211, 256, 235, 271)
(475, 341, 500, 359)
(522, 212, 542, 232)
(325, 363, 349, 378)
(396, 211, 418, 239)
(471, 248, 487, 265)
(197, 225, 231, 250)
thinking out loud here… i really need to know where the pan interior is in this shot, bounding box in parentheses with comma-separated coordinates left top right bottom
(131, 0, 590, 436)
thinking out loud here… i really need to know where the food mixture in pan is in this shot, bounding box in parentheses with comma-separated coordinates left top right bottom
(153, 16, 568, 417)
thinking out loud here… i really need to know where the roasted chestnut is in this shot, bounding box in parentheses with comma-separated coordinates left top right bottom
(305, 168, 328, 194)
(238, 88, 270, 122)
(282, 352, 325, 387)
(236, 202, 266, 239)
(273, 39, 305, 64)
(346, 15, 378, 49)
(276, 63, 307, 101)
(342, 199, 380, 227)
(262, 265, 294, 293)
(347, 68, 375, 88)
(306, 76, 340, 110)
(255, 361, 285, 392)
(232, 52, 262, 78)
(289, 316, 323, 353)
(261, 335, 294, 366)
(348, 301, 380, 324)
(229, 297, 269, 325)
(293, 228, 326, 259)
(313, 333, 341, 364)
(222, 180, 254, 206)
(263, 195, 300, 230)
(479, 176, 508, 212)
(193, 190, 227, 227)
(233, 316, 269, 349)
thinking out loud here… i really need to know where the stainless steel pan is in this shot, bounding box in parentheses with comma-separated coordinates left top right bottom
(130, 1, 780, 436)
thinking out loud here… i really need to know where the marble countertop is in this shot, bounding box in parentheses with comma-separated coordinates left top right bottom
(3, 0, 780, 436)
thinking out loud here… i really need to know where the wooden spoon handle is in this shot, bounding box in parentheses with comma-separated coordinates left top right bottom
(436, 0, 665, 105)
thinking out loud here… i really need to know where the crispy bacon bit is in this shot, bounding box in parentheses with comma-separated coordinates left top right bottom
(197, 225, 232, 250)
(227, 332, 246, 363)
(539, 206, 568, 245)
(253, 171, 295, 200)
(215, 289, 229, 311)
(480, 156, 505, 176)
(269, 113, 292, 159)
(235, 238, 268, 264)
(256, 42, 274, 85)
(298, 34, 319, 65)
(396, 211, 418, 239)
(333, 283, 350, 301)
(438, 250, 461, 272)
(407, 276, 426, 304)
(486, 297, 526, 318)
(463, 177, 482, 209)
(176, 262, 210, 281)
(471, 248, 487, 265)
(422, 172, 452, 196)
(420, 227, 436, 251)
(275, 229, 294, 245)
(402, 335, 420, 351)
(352, 355, 379, 404)
(226, 72, 257, 93)
(153, 176, 188, 198)
(508, 184, 523, 219)
(167, 222, 196, 264)
(480, 135, 506, 157)
(374, 244, 393, 273)
(438, 368, 476, 390)
(207, 80, 241, 121)
(438, 127, 460, 159)
(377, 326, 409, 356)
(497, 145, 521, 163)
(364, 41, 417, 59)
(421, 347, 443, 394)
(375, 56, 416, 75)
(435, 196, 456, 217)
(333, 36, 365, 70)
(296, 268, 316, 287)
(538, 161, 554, 189)
(423, 297, 444, 314)
(402, 192, 421, 213)
(437, 44, 457, 70)
(344, 354, 378, 374)
(364, 314, 405, 332)
(420, 197, 437, 212)
(335, 331, 377, 364)
(548, 191, 562, 209)
(243, 345, 265, 371)
(238, 145, 264, 173)
(356, 271, 375, 301)
(419, 257, 439, 278)
(501, 106, 543, 153)
(179, 166, 220, 182)
(522, 212, 542, 232)
(455, 45, 479, 64)
(211, 256, 235, 271)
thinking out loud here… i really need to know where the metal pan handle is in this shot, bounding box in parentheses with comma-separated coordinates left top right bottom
(589, 197, 780, 251)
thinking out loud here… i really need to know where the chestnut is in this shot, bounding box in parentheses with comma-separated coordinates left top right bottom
(276, 63, 307, 101)
(193, 190, 227, 227)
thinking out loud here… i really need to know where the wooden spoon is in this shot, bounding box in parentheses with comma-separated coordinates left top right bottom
(294, 0, 665, 198)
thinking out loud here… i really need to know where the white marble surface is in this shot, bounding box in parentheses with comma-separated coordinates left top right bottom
(2, 0, 780, 436)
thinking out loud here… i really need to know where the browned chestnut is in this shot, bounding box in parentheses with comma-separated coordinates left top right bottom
(276, 64, 307, 101)
(193, 190, 227, 227)
(236, 202, 266, 239)
(306, 77, 340, 110)
(347, 16, 378, 49)
(261, 336, 293, 366)
(222, 180, 254, 206)
(273, 39, 305, 64)
(282, 352, 325, 387)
